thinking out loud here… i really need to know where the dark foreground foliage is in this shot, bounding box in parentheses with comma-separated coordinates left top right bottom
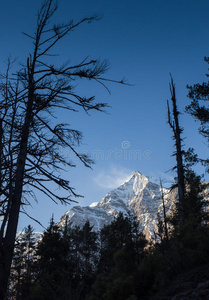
(7, 187, 209, 300)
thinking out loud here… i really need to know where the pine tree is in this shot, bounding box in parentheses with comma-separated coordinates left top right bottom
(87, 213, 147, 300)
(98, 213, 132, 273)
(32, 217, 69, 299)
(186, 57, 209, 161)
(31, 219, 99, 300)
(69, 221, 99, 300)
(9, 225, 36, 300)
(78, 221, 98, 299)
(98, 212, 147, 274)
(182, 169, 209, 227)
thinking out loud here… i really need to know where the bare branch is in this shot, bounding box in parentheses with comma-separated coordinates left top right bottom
(20, 210, 46, 229)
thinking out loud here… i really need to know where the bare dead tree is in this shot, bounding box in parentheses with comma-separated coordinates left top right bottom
(167, 75, 185, 225)
(0, 0, 127, 297)
(159, 178, 169, 241)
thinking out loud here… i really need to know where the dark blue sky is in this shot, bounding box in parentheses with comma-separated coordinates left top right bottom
(1, 0, 209, 231)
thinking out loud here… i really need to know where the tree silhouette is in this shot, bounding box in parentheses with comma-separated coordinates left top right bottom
(167, 76, 185, 224)
(88, 213, 147, 300)
(98, 212, 145, 274)
(186, 56, 209, 172)
(31, 217, 70, 299)
(0, 0, 126, 297)
(25, 219, 98, 300)
(8, 225, 36, 300)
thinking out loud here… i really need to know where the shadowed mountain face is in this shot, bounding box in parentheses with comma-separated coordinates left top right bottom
(57, 171, 177, 239)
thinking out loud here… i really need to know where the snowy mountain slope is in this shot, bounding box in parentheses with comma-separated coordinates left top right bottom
(57, 205, 113, 232)
(57, 171, 177, 239)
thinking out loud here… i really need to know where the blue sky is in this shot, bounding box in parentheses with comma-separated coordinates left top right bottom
(1, 0, 209, 231)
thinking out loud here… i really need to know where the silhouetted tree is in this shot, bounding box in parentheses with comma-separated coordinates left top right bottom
(167, 76, 185, 224)
(155, 179, 169, 243)
(98, 213, 133, 273)
(186, 56, 209, 172)
(98, 212, 146, 274)
(8, 225, 36, 300)
(0, 0, 126, 297)
(77, 221, 98, 299)
(30, 219, 98, 300)
(167, 77, 208, 227)
(88, 213, 147, 300)
(31, 217, 70, 299)
(61, 221, 98, 300)
(183, 169, 209, 227)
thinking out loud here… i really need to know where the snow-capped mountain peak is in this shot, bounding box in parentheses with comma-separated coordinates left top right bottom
(57, 171, 176, 239)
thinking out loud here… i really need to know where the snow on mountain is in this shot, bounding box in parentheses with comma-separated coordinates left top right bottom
(146, 175, 174, 188)
(57, 171, 177, 239)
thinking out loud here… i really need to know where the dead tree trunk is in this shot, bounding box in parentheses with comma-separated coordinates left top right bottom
(0, 77, 35, 300)
(167, 76, 185, 224)
(160, 178, 169, 241)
